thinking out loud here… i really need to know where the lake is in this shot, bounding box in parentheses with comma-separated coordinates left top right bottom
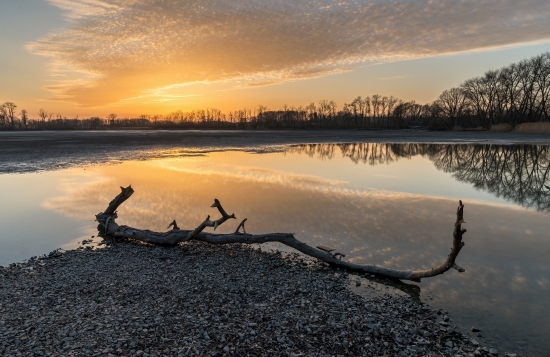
(0, 141, 548, 356)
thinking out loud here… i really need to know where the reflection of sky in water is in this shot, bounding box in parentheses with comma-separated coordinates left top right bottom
(0, 146, 549, 355)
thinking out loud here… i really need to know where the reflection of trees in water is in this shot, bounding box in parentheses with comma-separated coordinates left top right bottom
(294, 143, 399, 165)
(289, 143, 550, 212)
(429, 145, 550, 212)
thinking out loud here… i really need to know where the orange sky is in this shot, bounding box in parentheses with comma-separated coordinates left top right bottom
(1, 0, 550, 118)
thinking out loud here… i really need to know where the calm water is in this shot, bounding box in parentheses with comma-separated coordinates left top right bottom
(0, 143, 549, 355)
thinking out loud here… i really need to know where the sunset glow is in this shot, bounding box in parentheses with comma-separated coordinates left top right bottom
(3, 2, 550, 353)
(2, 0, 550, 117)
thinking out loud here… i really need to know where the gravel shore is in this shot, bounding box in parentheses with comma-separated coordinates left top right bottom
(0, 241, 507, 357)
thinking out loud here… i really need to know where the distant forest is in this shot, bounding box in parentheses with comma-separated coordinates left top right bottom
(1, 52, 549, 131)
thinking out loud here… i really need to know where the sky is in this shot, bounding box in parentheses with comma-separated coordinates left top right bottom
(1, 0, 550, 118)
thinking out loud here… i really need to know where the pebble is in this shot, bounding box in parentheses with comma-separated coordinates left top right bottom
(0, 241, 507, 357)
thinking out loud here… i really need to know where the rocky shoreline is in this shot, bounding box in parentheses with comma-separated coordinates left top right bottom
(0, 241, 514, 357)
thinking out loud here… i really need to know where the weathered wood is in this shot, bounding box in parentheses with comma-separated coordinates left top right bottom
(104, 185, 134, 216)
(96, 186, 468, 282)
(234, 218, 248, 234)
(316, 245, 335, 252)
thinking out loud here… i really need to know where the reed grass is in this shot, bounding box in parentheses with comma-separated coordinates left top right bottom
(490, 124, 513, 132)
(514, 122, 550, 134)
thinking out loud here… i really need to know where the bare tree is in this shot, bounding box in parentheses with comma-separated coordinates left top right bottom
(318, 100, 331, 129)
(153, 115, 161, 126)
(381, 96, 389, 127)
(108, 113, 117, 127)
(387, 96, 399, 128)
(38, 108, 48, 129)
(350, 96, 362, 129)
(364, 96, 371, 127)
(328, 100, 337, 128)
(436, 88, 467, 128)
(371, 94, 381, 126)
(0, 105, 6, 129)
(306, 102, 316, 128)
(20, 109, 28, 130)
(2, 102, 17, 129)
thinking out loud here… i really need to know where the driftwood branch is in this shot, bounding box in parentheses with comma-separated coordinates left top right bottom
(234, 218, 248, 234)
(96, 186, 468, 282)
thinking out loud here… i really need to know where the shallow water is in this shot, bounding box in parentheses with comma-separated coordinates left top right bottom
(0, 143, 549, 355)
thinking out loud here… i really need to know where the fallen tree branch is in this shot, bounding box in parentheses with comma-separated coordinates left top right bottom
(96, 186, 468, 282)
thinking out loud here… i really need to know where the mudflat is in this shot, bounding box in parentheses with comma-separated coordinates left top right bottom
(1, 130, 549, 173)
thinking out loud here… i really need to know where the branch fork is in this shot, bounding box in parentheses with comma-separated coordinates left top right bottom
(235, 219, 248, 234)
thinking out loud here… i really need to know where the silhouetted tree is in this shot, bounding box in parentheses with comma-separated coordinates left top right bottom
(38, 108, 48, 129)
(435, 88, 466, 128)
(20, 109, 28, 130)
(1, 102, 17, 129)
(108, 113, 117, 127)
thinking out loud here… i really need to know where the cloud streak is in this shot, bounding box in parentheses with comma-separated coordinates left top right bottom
(28, 0, 550, 106)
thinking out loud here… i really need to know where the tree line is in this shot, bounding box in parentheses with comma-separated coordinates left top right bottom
(2, 52, 549, 131)
(437, 52, 550, 129)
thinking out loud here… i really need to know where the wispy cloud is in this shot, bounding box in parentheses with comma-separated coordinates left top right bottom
(27, 0, 550, 106)
(48, 0, 120, 19)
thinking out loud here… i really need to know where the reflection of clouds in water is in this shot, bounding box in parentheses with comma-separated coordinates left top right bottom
(152, 161, 350, 189)
(27, 0, 550, 105)
(41, 170, 110, 216)
(45, 161, 549, 266)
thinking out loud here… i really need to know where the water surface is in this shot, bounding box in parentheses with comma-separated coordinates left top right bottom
(0, 143, 548, 355)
